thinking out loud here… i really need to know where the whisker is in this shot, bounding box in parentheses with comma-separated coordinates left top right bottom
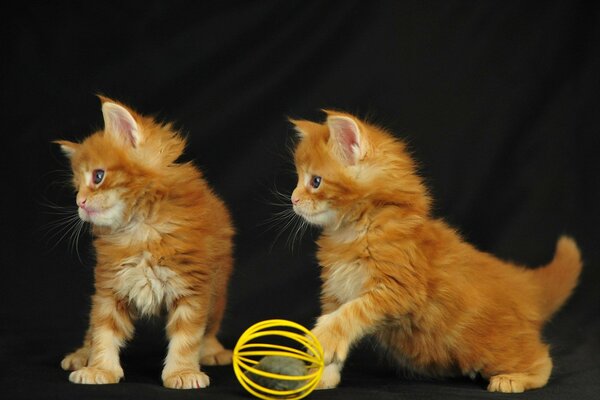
(260, 208, 296, 227)
(70, 218, 86, 264)
(38, 196, 91, 263)
(286, 217, 304, 252)
(256, 176, 317, 253)
(40, 214, 81, 240)
(48, 219, 81, 252)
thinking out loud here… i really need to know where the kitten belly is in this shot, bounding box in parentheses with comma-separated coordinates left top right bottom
(112, 251, 186, 317)
(375, 323, 467, 378)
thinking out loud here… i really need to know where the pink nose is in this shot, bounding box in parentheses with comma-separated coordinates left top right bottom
(291, 197, 300, 205)
(77, 197, 87, 208)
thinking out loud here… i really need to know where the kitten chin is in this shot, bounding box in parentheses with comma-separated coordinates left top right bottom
(289, 110, 582, 393)
(293, 206, 337, 227)
(78, 201, 125, 227)
(56, 96, 235, 389)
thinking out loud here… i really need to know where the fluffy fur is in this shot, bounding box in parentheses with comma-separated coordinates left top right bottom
(290, 111, 582, 393)
(56, 97, 234, 389)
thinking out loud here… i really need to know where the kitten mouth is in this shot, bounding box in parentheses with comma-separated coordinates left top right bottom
(294, 208, 328, 221)
(79, 206, 103, 221)
(293, 206, 323, 218)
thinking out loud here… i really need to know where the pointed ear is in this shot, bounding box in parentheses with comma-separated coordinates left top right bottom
(53, 140, 79, 158)
(327, 115, 365, 166)
(101, 100, 141, 147)
(288, 118, 321, 138)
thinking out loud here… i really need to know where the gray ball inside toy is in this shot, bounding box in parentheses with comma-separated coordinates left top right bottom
(245, 355, 308, 391)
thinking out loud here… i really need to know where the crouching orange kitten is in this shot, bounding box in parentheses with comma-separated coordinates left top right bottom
(56, 97, 234, 389)
(290, 111, 582, 393)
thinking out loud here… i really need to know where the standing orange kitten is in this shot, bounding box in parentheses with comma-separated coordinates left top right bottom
(290, 111, 582, 393)
(56, 97, 234, 389)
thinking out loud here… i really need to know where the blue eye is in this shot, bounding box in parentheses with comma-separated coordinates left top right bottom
(93, 169, 105, 184)
(310, 175, 322, 189)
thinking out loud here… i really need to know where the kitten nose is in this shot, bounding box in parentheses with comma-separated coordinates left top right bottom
(291, 196, 300, 205)
(77, 196, 87, 208)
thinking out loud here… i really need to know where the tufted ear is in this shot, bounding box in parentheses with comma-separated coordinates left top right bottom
(54, 140, 79, 158)
(100, 98, 141, 148)
(327, 114, 365, 166)
(289, 118, 322, 138)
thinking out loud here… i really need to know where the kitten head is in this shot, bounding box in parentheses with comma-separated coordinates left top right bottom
(55, 96, 186, 229)
(290, 111, 430, 229)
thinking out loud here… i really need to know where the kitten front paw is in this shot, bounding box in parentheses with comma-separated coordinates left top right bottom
(69, 366, 123, 384)
(316, 363, 341, 390)
(312, 316, 349, 364)
(163, 370, 210, 389)
(61, 348, 90, 371)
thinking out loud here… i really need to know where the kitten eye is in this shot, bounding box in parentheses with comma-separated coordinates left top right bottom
(92, 169, 105, 185)
(310, 175, 322, 189)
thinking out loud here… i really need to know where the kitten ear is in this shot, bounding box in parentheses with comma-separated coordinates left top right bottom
(101, 100, 141, 147)
(327, 115, 365, 166)
(289, 118, 321, 138)
(54, 140, 79, 158)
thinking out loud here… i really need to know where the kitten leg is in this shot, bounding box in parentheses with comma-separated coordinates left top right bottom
(313, 288, 397, 365)
(312, 288, 398, 389)
(311, 313, 350, 390)
(162, 296, 210, 389)
(487, 354, 552, 393)
(69, 294, 133, 384)
(199, 283, 232, 366)
(313, 293, 344, 389)
(320, 293, 342, 315)
(61, 327, 92, 371)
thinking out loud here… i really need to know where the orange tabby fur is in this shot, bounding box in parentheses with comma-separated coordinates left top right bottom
(56, 97, 234, 389)
(290, 111, 582, 393)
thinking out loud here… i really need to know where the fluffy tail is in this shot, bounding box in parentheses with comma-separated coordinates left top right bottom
(531, 236, 582, 321)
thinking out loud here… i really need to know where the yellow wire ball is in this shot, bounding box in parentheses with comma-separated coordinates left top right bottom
(232, 319, 324, 400)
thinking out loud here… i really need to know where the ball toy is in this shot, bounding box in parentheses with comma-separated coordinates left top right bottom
(232, 319, 324, 400)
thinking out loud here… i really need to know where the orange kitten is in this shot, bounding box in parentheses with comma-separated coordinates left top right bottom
(290, 111, 582, 393)
(56, 97, 234, 389)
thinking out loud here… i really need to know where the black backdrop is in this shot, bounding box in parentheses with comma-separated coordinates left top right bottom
(2, 1, 599, 399)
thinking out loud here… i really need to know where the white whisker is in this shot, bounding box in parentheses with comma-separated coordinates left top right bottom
(258, 185, 315, 254)
(38, 197, 90, 264)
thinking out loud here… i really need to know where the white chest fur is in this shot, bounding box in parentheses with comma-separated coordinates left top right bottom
(112, 252, 185, 316)
(323, 260, 369, 304)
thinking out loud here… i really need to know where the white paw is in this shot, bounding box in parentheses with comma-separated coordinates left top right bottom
(316, 363, 341, 390)
(488, 375, 525, 393)
(163, 370, 210, 389)
(69, 367, 122, 384)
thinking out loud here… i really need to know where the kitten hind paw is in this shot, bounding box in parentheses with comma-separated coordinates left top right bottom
(61, 348, 90, 371)
(488, 374, 525, 393)
(199, 336, 232, 366)
(201, 349, 233, 366)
